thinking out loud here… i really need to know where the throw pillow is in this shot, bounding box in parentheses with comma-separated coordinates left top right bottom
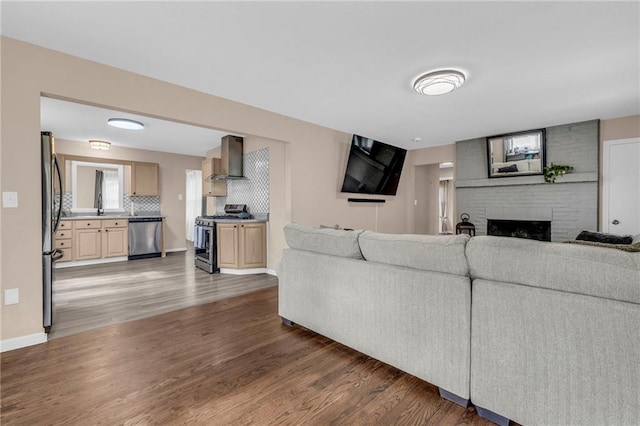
(498, 164, 518, 173)
(576, 230, 633, 245)
(564, 240, 640, 252)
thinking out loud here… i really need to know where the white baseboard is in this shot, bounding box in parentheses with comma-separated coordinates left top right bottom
(165, 247, 187, 253)
(218, 267, 277, 276)
(54, 256, 128, 269)
(0, 332, 47, 352)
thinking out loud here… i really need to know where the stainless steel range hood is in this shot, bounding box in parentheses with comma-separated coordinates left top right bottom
(206, 135, 245, 181)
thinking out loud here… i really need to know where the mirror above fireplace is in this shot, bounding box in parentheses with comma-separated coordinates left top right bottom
(487, 129, 546, 178)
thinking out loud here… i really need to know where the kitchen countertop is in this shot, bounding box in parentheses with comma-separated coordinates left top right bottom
(61, 215, 164, 220)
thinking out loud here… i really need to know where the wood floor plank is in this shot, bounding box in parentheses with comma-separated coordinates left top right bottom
(1, 284, 509, 425)
(50, 250, 278, 338)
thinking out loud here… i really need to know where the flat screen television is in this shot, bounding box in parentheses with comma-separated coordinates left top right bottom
(340, 134, 407, 196)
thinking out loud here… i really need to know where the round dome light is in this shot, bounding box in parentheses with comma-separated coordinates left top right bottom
(107, 118, 145, 130)
(413, 70, 466, 96)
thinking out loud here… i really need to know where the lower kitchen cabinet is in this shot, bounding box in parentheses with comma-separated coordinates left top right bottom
(71, 219, 129, 261)
(217, 222, 267, 269)
(54, 227, 73, 262)
(75, 228, 102, 261)
(102, 220, 129, 258)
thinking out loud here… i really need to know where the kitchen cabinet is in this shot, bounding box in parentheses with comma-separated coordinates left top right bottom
(102, 219, 128, 258)
(70, 218, 129, 261)
(55, 224, 73, 262)
(75, 228, 102, 261)
(202, 158, 227, 197)
(131, 161, 159, 196)
(216, 221, 267, 269)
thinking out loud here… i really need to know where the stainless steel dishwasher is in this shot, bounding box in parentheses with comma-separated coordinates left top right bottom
(128, 217, 163, 260)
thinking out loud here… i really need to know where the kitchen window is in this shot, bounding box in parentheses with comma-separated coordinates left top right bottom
(71, 160, 124, 213)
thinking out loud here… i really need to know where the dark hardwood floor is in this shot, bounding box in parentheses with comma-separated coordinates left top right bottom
(51, 250, 278, 338)
(2, 286, 498, 425)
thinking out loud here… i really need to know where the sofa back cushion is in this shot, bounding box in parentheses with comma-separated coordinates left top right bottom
(284, 223, 364, 259)
(466, 236, 640, 304)
(358, 231, 470, 276)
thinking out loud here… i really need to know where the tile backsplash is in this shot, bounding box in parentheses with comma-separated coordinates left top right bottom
(216, 148, 269, 215)
(60, 192, 160, 215)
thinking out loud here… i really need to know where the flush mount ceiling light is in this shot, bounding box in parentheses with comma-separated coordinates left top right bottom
(107, 118, 144, 130)
(413, 69, 466, 96)
(89, 140, 111, 150)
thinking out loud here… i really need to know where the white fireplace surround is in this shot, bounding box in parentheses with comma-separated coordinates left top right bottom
(485, 207, 552, 222)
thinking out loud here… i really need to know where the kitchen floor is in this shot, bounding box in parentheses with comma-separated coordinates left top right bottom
(50, 248, 278, 339)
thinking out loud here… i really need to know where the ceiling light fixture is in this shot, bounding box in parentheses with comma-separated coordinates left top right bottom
(413, 69, 466, 96)
(89, 140, 111, 150)
(107, 118, 145, 130)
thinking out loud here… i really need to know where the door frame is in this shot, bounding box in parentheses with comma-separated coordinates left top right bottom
(601, 137, 640, 233)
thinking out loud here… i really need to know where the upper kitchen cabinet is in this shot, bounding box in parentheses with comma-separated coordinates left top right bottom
(202, 158, 227, 197)
(131, 161, 159, 196)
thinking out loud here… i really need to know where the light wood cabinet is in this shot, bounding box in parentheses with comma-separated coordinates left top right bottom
(55, 221, 73, 262)
(239, 222, 267, 268)
(202, 158, 227, 197)
(216, 222, 267, 269)
(131, 162, 159, 196)
(62, 218, 130, 262)
(102, 219, 128, 258)
(217, 223, 240, 268)
(75, 228, 102, 261)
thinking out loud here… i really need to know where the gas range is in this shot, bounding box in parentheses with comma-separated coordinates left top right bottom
(195, 204, 252, 226)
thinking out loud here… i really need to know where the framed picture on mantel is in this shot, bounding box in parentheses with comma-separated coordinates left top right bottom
(487, 129, 546, 178)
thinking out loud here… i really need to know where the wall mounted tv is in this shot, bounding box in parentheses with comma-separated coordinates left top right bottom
(340, 134, 407, 196)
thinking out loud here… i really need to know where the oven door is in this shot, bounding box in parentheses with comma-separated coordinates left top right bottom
(194, 224, 218, 273)
(194, 224, 211, 261)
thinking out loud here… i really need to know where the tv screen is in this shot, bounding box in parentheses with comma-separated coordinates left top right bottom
(340, 134, 407, 196)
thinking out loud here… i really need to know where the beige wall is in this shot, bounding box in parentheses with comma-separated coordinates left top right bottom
(243, 137, 288, 270)
(0, 37, 412, 341)
(599, 115, 640, 229)
(2, 35, 635, 345)
(56, 139, 203, 251)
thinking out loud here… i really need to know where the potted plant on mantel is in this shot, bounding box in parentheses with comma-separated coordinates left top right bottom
(543, 164, 574, 183)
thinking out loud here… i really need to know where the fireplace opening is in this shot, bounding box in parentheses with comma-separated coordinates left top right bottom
(487, 219, 551, 242)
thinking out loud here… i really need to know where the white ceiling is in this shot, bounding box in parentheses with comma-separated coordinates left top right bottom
(3, 2, 639, 153)
(40, 97, 231, 157)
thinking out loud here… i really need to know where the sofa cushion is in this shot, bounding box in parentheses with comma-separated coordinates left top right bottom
(284, 223, 364, 259)
(467, 236, 640, 304)
(358, 232, 470, 276)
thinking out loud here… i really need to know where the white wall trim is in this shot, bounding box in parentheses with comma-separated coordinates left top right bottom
(266, 268, 277, 276)
(165, 247, 187, 253)
(0, 332, 47, 353)
(220, 267, 272, 275)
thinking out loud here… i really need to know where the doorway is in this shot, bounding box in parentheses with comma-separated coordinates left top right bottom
(414, 162, 456, 235)
(602, 137, 640, 235)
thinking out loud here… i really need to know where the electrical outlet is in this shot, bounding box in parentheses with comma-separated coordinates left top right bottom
(178, 194, 183, 201)
(4, 288, 19, 305)
(2, 191, 18, 208)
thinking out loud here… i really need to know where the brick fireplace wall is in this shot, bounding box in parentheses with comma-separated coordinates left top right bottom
(455, 120, 598, 242)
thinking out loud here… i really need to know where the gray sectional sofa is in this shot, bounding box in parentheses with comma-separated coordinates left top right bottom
(278, 223, 640, 426)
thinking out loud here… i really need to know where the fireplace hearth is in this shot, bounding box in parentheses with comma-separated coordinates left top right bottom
(487, 219, 551, 242)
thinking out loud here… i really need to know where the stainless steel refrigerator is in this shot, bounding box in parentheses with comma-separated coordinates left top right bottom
(42, 131, 63, 333)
